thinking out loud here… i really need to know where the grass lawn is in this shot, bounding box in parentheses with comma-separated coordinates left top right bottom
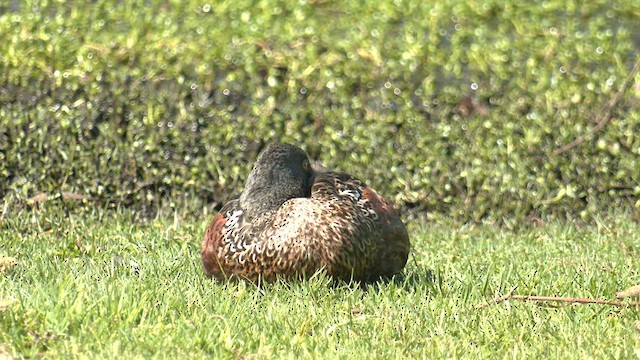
(2, 0, 639, 358)
(1, 207, 639, 358)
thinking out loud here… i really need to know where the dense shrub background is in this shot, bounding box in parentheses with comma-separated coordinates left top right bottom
(0, 0, 638, 221)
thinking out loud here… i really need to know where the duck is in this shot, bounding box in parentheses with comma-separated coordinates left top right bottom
(201, 143, 410, 282)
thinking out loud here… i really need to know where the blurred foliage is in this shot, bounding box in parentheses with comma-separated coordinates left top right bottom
(0, 0, 639, 221)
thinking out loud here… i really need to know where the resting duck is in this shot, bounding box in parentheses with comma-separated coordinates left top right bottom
(201, 143, 410, 282)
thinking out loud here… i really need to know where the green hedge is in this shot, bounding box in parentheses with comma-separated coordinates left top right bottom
(1, 1, 639, 221)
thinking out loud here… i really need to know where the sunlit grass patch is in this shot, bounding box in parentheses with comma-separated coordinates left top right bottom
(1, 208, 639, 358)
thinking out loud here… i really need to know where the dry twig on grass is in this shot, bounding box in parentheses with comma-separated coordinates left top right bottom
(26, 191, 94, 205)
(471, 285, 640, 311)
(471, 285, 520, 310)
(0, 256, 17, 274)
(616, 285, 640, 299)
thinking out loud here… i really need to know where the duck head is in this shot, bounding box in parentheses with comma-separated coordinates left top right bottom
(239, 143, 315, 219)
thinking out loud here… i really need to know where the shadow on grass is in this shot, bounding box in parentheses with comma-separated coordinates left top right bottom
(358, 266, 437, 293)
(199, 263, 439, 297)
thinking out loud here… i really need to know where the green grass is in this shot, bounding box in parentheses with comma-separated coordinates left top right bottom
(1, 207, 639, 358)
(2, 1, 639, 357)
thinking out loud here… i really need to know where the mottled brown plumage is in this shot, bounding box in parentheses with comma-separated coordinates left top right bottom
(201, 143, 410, 282)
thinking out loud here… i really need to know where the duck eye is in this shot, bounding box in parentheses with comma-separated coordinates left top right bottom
(302, 161, 309, 171)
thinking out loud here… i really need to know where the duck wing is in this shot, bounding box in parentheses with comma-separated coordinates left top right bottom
(201, 199, 246, 279)
(305, 172, 410, 281)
